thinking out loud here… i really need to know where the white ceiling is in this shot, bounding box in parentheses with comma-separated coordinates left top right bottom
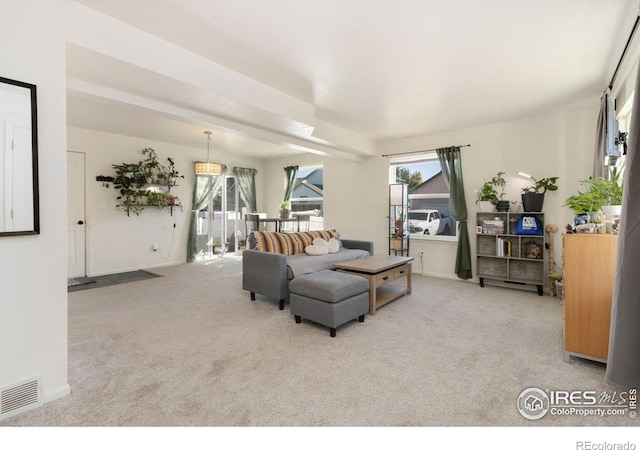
(66, 0, 638, 160)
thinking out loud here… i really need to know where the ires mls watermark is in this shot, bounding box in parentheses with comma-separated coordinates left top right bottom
(517, 387, 637, 420)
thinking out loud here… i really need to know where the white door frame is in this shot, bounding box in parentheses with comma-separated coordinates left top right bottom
(67, 151, 86, 278)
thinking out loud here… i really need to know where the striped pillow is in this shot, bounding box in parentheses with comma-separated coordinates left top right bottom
(307, 230, 338, 241)
(252, 230, 339, 255)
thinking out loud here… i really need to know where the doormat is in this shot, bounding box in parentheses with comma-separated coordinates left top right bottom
(68, 270, 161, 292)
(67, 277, 97, 287)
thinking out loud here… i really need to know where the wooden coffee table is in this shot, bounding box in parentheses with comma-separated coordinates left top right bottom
(334, 255, 413, 315)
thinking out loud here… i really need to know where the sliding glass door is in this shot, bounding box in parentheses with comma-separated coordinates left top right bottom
(196, 175, 246, 259)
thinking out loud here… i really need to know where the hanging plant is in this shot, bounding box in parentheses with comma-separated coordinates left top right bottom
(106, 148, 183, 216)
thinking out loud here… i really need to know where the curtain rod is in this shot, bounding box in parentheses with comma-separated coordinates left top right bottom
(381, 144, 470, 158)
(609, 12, 640, 89)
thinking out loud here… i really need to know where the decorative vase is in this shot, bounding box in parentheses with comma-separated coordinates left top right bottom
(601, 205, 622, 219)
(478, 201, 495, 212)
(496, 200, 509, 212)
(392, 239, 404, 250)
(279, 209, 290, 219)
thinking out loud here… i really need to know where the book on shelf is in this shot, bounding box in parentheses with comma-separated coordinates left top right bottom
(496, 238, 512, 257)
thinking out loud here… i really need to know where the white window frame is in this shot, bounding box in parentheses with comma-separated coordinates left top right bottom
(290, 164, 324, 217)
(389, 153, 458, 242)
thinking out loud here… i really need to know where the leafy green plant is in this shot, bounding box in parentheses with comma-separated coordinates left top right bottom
(549, 271, 562, 281)
(107, 148, 183, 216)
(163, 157, 184, 185)
(280, 200, 290, 209)
(563, 186, 602, 214)
(140, 147, 161, 183)
(476, 171, 506, 205)
(521, 176, 559, 194)
(112, 162, 145, 215)
(604, 165, 623, 205)
(563, 172, 623, 215)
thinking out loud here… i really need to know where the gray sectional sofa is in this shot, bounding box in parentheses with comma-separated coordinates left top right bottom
(242, 230, 374, 310)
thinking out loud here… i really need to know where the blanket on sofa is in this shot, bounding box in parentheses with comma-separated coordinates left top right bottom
(285, 247, 370, 279)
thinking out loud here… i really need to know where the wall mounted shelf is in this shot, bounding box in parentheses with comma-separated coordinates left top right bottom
(102, 148, 184, 216)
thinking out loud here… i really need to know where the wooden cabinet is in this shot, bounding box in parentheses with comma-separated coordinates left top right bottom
(563, 234, 617, 363)
(476, 212, 545, 295)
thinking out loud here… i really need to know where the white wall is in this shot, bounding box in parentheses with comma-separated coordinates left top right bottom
(67, 127, 264, 275)
(263, 152, 389, 249)
(378, 107, 599, 281)
(264, 106, 600, 283)
(0, 0, 69, 405)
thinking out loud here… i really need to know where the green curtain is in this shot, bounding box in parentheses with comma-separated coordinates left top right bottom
(593, 88, 609, 179)
(283, 165, 299, 202)
(232, 167, 258, 213)
(187, 167, 227, 262)
(436, 147, 472, 279)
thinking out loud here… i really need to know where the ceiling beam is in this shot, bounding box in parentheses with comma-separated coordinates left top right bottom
(67, 78, 366, 161)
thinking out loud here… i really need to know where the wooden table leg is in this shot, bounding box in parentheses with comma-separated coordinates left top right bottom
(369, 276, 377, 315)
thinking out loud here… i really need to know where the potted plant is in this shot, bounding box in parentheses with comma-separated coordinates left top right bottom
(563, 172, 622, 222)
(600, 166, 624, 219)
(391, 227, 405, 250)
(521, 176, 559, 212)
(476, 171, 507, 212)
(279, 200, 291, 218)
(111, 162, 145, 216)
(161, 157, 184, 186)
(107, 148, 184, 216)
(140, 147, 161, 184)
(212, 237, 224, 254)
(395, 214, 404, 229)
(549, 270, 563, 299)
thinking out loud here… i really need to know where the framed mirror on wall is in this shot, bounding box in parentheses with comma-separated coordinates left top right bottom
(0, 76, 39, 236)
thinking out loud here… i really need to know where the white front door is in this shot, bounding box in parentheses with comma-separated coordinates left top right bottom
(67, 151, 86, 278)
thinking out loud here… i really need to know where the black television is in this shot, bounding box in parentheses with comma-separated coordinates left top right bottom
(603, 88, 627, 166)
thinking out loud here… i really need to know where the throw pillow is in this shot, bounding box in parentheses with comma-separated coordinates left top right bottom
(313, 238, 329, 247)
(327, 238, 339, 253)
(305, 244, 329, 256)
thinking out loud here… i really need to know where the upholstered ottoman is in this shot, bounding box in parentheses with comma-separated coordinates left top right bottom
(289, 270, 369, 337)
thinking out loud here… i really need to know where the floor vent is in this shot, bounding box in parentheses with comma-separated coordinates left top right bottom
(0, 375, 43, 421)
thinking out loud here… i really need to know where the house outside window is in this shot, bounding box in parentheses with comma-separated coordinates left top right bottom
(389, 154, 457, 240)
(290, 165, 324, 230)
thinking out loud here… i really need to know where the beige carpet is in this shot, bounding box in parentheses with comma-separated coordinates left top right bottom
(1, 256, 632, 428)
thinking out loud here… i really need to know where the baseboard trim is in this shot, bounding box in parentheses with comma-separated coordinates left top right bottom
(44, 383, 71, 403)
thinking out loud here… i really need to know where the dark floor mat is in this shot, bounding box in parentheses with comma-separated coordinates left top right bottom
(67, 270, 161, 292)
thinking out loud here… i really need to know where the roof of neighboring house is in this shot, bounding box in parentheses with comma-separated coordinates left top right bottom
(292, 170, 324, 198)
(409, 170, 447, 194)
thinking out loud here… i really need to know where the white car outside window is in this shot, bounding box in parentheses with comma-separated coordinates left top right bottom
(408, 209, 440, 235)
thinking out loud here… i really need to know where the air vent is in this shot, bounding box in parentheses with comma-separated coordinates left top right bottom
(0, 375, 42, 421)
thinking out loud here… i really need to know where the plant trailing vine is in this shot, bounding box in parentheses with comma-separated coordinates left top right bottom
(107, 148, 184, 216)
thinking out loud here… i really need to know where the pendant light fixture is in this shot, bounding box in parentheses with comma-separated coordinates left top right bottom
(194, 130, 222, 175)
